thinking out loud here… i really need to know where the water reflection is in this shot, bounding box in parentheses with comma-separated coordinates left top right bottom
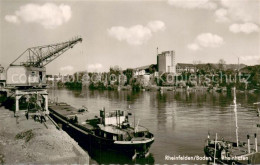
(48, 88, 260, 164)
(88, 148, 155, 164)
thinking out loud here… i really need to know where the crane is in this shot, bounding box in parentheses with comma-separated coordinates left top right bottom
(11, 36, 82, 68)
(6, 36, 82, 87)
(4, 37, 83, 116)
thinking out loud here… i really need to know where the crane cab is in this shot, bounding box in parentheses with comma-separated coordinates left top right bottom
(6, 65, 47, 88)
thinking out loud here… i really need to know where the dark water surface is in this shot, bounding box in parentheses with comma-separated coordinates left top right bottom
(48, 88, 260, 164)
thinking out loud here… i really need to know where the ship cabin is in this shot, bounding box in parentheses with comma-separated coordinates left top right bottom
(96, 109, 153, 141)
(100, 109, 128, 127)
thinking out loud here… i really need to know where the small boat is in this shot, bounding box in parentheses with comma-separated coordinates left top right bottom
(254, 102, 260, 117)
(204, 133, 260, 164)
(204, 87, 260, 164)
(49, 103, 154, 159)
(78, 105, 88, 112)
(255, 102, 260, 128)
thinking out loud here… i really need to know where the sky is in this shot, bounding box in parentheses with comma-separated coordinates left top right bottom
(0, 0, 260, 74)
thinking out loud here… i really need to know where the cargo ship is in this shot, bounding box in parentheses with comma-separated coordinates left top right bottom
(48, 102, 154, 159)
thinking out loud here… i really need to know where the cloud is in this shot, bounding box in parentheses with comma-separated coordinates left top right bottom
(187, 43, 200, 51)
(5, 3, 71, 29)
(108, 25, 152, 45)
(196, 33, 224, 47)
(229, 23, 259, 34)
(188, 33, 224, 51)
(214, 8, 229, 22)
(87, 63, 103, 72)
(108, 20, 165, 45)
(5, 15, 20, 24)
(60, 65, 74, 72)
(168, 0, 217, 10)
(218, 0, 259, 24)
(147, 20, 166, 32)
(240, 55, 260, 61)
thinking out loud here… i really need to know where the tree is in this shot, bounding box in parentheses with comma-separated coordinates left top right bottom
(123, 69, 133, 85)
(148, 64, 157, 74)
(218, 59, 226, 71)
(205, 63, 213, 73)
(193, 60, 202, 74)
(0, 65, 4, 73)
(109, 65, 122, 76)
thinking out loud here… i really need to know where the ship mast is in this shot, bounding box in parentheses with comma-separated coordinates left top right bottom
(233, 87, 239, 147)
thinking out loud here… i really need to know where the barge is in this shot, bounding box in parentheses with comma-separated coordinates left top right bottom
(48, 102, 154, 159)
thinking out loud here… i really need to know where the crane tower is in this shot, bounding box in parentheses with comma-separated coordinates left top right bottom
(5, 37, 83, 116)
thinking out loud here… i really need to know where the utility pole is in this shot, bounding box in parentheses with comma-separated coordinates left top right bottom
(238, 57, 240, 72)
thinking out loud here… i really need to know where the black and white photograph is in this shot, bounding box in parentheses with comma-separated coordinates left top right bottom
(0, 0, 260, 164)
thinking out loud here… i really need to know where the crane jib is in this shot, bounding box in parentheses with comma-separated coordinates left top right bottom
(34, 38, 83, 67)
(10, 37, 83, 67)
(6, 37, 83, 87)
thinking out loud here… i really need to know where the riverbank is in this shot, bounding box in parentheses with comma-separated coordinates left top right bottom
(0, 107, 89, 164)
(57, 84, 259, 94)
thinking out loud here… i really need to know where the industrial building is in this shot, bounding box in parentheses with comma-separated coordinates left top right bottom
(157, 50, 176, 73)
(176, 63, 196, 73)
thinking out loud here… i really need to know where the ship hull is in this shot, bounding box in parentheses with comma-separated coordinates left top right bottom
(204, 146, 240, 164)
(49, 111, 154, 158)
(88, 134, 154, 157)
(204, 142, 259, 164)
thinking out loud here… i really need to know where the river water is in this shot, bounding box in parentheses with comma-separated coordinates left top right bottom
(48, 88, 260, 164)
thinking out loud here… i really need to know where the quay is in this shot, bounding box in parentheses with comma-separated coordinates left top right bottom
(0, 106, 89, 164)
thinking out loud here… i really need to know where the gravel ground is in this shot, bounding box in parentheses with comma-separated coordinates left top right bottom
(0, 107, 89, 164)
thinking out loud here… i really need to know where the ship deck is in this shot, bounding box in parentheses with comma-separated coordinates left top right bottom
(207, 139, 260, 163)
(49, 102, 81, 117)
(49, 102, 150, 136)
(98, 124, 127, 135)
(97, 124, 149, 135)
